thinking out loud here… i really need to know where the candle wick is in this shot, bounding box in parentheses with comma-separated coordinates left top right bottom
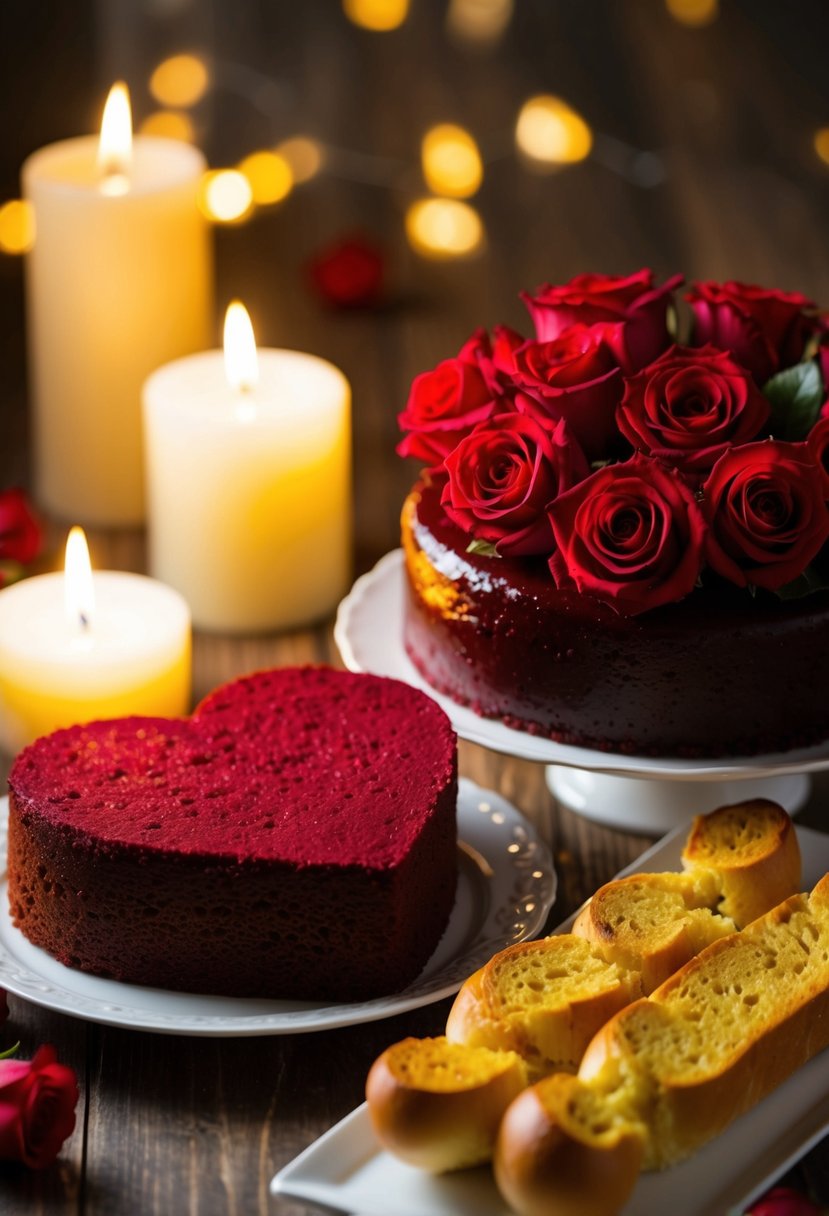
(79, 612, 90, 631)
(101, 171, 130, 197)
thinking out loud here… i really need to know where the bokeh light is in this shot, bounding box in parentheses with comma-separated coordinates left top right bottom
(814, 128, 829, 167)
(405, 197, 484, 259)
(421, 124, 483, 198)
(238, 151, 294, 206)
(515, 95, 593, 168)
(665, 0, 719, 26)
(343, 0, 409, 31)
(197, 170, 253, 223)
(149, 54, 209, 108)
(276, 137, 325, 183)
(0, 200, 35, 255)
(139, 110, 196, 142)
(446, 0, 513, 45)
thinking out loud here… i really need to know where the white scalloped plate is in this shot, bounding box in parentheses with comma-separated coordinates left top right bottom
(271, 822, 829, 1216)
(0, 781, 555, 1036)
(335, 550, 829, 781)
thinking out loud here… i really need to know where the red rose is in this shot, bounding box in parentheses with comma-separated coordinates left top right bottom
(807, 415, 829, 497)
(701, 440, 829, 590)
(492, 323, 623, 461)
(548, 454, 706, 614)
(687, 280, 816, 384)
(307, 234, 386, 308)
(397, 332, 498, 467)
(0, 1045, 78, 1169)
(521, 269, 683, 372)
(746, 1186, 822, 1216)
(617, 344, 770, 474)
(442, 410, 588, 555)
(0, 489, 42, 566)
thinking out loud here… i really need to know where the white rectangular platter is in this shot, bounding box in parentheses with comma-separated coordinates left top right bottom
(272, 822, 829, 1216)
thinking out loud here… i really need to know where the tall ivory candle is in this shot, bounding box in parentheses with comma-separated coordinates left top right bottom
(143, 303, 352, 633)
(0, 528, 191, 755)
(23, 83, 213, 526)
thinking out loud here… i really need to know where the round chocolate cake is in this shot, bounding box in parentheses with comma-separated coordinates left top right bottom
(396, 269, 829, 760)
(402, 480, 829, 758)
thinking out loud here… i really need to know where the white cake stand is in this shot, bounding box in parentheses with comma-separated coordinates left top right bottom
(334, 550, 829, 834)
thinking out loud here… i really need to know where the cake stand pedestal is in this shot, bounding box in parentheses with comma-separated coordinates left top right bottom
(545, 767, 812, 835)
(335, 551, 829, 835)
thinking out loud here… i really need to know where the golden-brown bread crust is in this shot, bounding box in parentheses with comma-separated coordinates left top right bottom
(494, 1074, 645, 1216)
(571, 871, 736, 994)
(365, 801, 805, 1192)
(495, 873, 829, 1216)
(680, 798, 801, 926)
(445, 937, 641, 1080)
(365, 1036, 527, 1172)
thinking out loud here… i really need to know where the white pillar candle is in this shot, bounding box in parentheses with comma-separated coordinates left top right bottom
(143, 303, 352, 633)
(23, 83, 214, 526)
(0, 528, 191, 755)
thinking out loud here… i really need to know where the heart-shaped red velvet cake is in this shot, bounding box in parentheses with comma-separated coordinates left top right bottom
(7, 667, 458, 1001)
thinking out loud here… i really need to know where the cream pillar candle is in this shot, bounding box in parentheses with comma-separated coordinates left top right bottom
(0, 528, 191, 755)
(23, 83, 213, 526)
(143, 303, 352, 633)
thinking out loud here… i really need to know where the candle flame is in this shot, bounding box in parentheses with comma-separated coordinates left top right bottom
(65, 526, 96, 631)
(98, 82, 133, 193)
(223, 301, 259, 393)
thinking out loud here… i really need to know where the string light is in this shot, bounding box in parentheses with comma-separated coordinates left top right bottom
(342, 0, 410, 31)
(197, 170, 253, 223)
(405, 197, 484, 259)
(0, 40, 623, 258)
(446, 0, 513, 45)
(0, 200, 35, 255)
(149, 54, 210, 108)
(515, 95, 593, 168)
(814, 128, 829, 167)
(665, 0, 719, 26)
(277, 137, 325, 183)
(139, 110, 196, 142)
(238, 151, 294, 205)
(421, 123, 483, 198)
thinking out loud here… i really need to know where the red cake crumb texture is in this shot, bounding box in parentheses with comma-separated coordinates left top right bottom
(7, 667, 458, 1001)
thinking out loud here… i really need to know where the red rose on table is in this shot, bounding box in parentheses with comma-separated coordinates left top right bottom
(746, 1186, 822, 1216)
(492, 323, 623, 461)
(548, 454, 706, 614)
(307, 234, 386, 309)
(687, 280, 816, 384)
(0, 1045, 78, 1169)
(397, 331, 499, 467)
(442, 409, 588, 555)
(521, 269, 682, 373)
(701, 440, 829, 590)
(617, 344, 771, 474)
(0, 489, 42, 566)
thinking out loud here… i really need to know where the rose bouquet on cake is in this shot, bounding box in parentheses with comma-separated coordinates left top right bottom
(398, 270, 829, 616)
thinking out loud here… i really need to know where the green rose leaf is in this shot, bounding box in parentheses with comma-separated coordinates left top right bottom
(0, 1041, 20, 1060)
(774, 562, 829, 600)
(466, 538, 501, 558)
(763, 360, 824, 441)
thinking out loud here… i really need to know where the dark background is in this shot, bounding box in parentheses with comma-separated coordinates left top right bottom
(1, 0, 828, 563)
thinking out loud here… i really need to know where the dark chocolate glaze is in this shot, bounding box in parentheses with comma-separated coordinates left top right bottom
(402, 482, 829, 758)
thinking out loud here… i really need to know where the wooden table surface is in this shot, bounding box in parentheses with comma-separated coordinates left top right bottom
(1, 2, 828, 1212)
